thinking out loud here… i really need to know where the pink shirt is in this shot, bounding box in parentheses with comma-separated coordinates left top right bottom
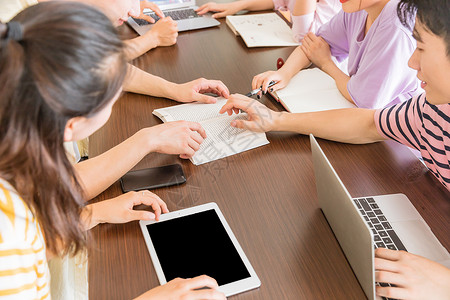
(317, 0, 420, 109)
(375, 93, 450, 191)
(272, 0, 341, 42)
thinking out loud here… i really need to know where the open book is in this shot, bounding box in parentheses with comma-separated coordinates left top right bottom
(226, 13, 299, 47)
(153, 99, 269, 165)
(270, 68, 356, 113)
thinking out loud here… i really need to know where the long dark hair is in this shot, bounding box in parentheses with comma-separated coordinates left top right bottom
(0, 2, 127, 256)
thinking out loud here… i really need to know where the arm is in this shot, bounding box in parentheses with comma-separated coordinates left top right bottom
(219, 94, 383, 144)
(124, 17, 178, 60)
(124, 64, 230, 103)
(75, 122, 206, 200)
(196, 0, 274, 18)
(292, 0, 316, 15)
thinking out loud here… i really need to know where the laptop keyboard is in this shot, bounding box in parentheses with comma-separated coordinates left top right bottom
(133, 8, 200, 26)
(354, 197, 407, 300)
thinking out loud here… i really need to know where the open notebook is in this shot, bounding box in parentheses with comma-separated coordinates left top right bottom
(270, 68, 356, 113)
(153, 99, 269, 165)
(226, 13, 298, 47)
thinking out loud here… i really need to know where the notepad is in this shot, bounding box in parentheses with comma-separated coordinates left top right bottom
(226, 13, 299, 47)
(270, 68, 356, 113)
(153, 99, 269, 165)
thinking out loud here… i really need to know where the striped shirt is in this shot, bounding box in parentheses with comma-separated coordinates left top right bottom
(0, 179, 50, 299)
(375, 93, 450, 191)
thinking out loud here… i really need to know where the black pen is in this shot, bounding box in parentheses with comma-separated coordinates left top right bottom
(245, 81, 277, 97)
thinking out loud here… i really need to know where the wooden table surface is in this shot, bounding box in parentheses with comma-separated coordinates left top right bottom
(88, 11, 450, 300)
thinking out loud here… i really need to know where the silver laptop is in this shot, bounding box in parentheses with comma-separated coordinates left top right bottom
(127, 0, 219, 35)
(310, 134, 450, 300)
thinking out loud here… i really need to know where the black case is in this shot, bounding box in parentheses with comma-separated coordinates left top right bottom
(120, 164, 186, 192)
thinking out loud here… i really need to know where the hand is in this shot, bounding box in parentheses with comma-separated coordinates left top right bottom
(138, 1, 165, 23)
(374, 248, 450, 299)
(145, 17, 178, 47)
(300, 32, 334, 70)
(145, 121, 207, 159)
(135, 275, 226, 300)
(219, 93, 281, 132)
(196, 2, 241, 18)
(252, 70, 291, 98)
(85, 191, 169, 229)
(174, 78, 230, 104)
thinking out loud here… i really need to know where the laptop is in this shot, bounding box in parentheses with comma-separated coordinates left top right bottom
(127, 0, 220, 35)
(310, 134, 450, 300)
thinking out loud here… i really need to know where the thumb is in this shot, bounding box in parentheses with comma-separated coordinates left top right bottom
(140, 14, 155, 23)
(231, 119, 254, 130)
(129, 210, 155, 221)
(212, 12, 227, 18)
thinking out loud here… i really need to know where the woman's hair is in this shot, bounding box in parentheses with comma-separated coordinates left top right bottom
(0, 2, 127, 256)
(397, 0, 450, 56)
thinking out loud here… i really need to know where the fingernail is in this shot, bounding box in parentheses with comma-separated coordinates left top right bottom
(270, 88, 273, 92)
(257, 95, 260, 99)
(230, 121, 236, 127)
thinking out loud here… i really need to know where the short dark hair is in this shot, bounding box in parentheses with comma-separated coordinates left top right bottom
(0, 2, 127, 256)
(398, 0, 450, 56)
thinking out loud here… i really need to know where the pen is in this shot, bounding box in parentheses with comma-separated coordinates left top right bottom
(245, 81, 277, 97)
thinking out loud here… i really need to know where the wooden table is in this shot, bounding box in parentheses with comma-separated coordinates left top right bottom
(88, 12, 450, 300)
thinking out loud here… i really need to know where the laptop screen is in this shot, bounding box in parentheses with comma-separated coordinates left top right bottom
(151, 0, 193, 9)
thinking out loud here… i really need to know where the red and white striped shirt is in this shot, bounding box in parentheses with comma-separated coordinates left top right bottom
(375, 93, 450, 191)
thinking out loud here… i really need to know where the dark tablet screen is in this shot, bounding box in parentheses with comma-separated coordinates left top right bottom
(146, 209, 251, 285)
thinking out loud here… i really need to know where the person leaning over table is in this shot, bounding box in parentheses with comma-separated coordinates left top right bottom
(0, 0, 230, 105)
(196, 0, 342, 42)
(220, 0, 450, 298)
(0, 2, 224, 299)
(253, 0, 421, 110)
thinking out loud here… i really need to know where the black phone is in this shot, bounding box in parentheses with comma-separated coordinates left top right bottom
(120, 164, 186, 193)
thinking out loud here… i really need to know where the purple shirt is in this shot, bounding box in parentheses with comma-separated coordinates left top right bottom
(375, 93, 450, 191)
(317, 0, 420, 109)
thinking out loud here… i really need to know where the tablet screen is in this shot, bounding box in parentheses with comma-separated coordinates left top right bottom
(146, 209, 251, 285)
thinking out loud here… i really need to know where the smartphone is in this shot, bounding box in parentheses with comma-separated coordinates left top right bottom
(120, 164, 186, 193)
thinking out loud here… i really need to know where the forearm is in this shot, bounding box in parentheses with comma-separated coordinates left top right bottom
(80, 205, 98, 230)
(237, 0, 274, 11)
(321, 62, 353, 103)
(124, 36, 158, 61)
(123, 64, 177, 98)
(281, 46, 312, 79)
(292, 0, 316, 16)
(273, 108, 384, 144)
(74, 128, 156, 200)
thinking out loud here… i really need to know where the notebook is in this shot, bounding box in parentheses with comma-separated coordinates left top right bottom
(127, 0, 219, 35)
(310, 134, 450, 300)
(153, 99, 269, 165)
(269, 68, 356, 113)
(226, 13, 299, 47)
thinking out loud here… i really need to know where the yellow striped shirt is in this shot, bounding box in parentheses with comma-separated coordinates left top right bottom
(0, 178, 50, 299)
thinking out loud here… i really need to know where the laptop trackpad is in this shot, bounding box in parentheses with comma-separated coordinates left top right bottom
(391, 220, 450, 263)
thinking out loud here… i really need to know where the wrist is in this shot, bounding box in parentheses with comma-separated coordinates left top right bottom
(134, 127, 160, 154)
(271, 111, 285, 131)
(144, 29, 160, 48)
(320, 60, 338, 76)
(81, 204, 100, 230)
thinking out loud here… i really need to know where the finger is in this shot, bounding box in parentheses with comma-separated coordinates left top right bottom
(211, 81, 230, 98)
(212, 12, 228, 18)
(374, 257, 401, 273)
(184, 275, 219, 290)
(375, 248, 403, 261)
(376, 285, 410, 299)
(184, 289, 226, 300)
(230, 119, 262, 132)
(190, 130, 205, 145)
(194, 93, 218, 104)
(187, 122, 207, 139)
(139, 191, 164, 221)
(129, 209, 156, 221)
(140, 14, 156, 23)
(252, 74, 264, 90)
(157, 198, 169, 213)
(219, 98, 250, 114)
(375, 270, 407, 287)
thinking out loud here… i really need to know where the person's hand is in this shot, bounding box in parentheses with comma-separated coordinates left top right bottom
(300, 32, 334, 70)
(135, 275, 226, 300)
(145, 121, 207, 159)
(84, 191, 169, 229)
(173, 78, 230, 104)
(196, 2, 242, 18)
(138, 1, 165, 23)
(145, 17, 178, 47)
(374, 248, 450, 299)
(252, 70, 291, 98)
(219, 94, 281, 132)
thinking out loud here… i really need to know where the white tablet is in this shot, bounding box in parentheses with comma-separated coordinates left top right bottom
(139, 203, 261, 297)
